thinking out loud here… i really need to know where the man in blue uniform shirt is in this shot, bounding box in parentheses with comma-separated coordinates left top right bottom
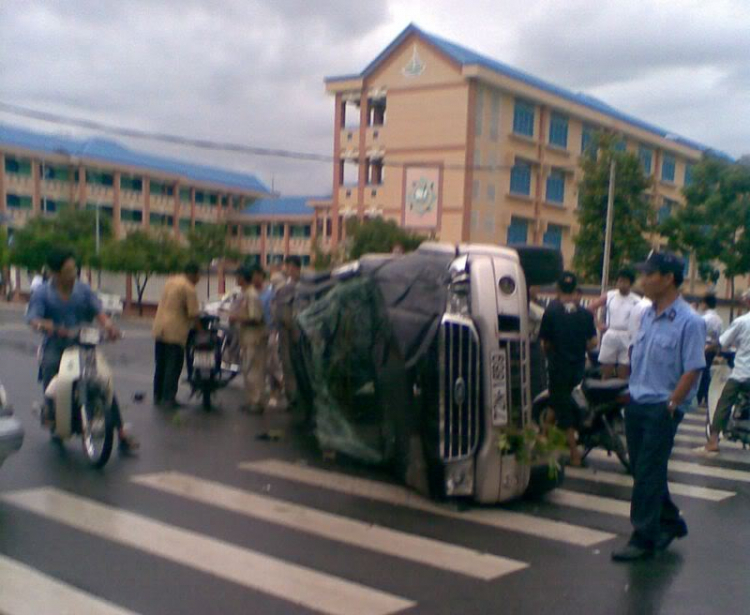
(612, 251, 705, 562)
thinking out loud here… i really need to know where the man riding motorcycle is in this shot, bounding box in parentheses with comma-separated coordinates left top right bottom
(26, 248, 139, 454)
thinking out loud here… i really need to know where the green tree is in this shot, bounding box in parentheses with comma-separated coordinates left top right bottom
(660, 156, 750, 317)
(573, 133, 652, 283)
(186, 223, 240, 265)
(101, 230, 186, 315)
(345, 217, 424, 260)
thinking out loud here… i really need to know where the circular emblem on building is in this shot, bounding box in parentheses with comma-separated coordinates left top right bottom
(407, 178, 437, 216)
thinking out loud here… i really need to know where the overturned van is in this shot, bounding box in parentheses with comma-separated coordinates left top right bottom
(291, 242, 563, 503)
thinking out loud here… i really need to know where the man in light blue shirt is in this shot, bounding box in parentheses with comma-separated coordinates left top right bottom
(612, 252, 705, 562)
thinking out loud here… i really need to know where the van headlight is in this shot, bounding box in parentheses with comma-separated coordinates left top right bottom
(446, 273, 471, 316)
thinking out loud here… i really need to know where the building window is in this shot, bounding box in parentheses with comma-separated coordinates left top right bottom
(368, 98, 386, 126)
(581, 125, 597, 156)
(662, 154, 676, 182)
(507, 217, 529, 245)
(243, 225, 261, 238)
(639, 146, 653, 175)
(301, 255, 311, 267)
(267, 224, 284, 238)
(483, 212, 495, 234)
(510, 161, 531, 196)
(513, 100, 535, 137)
(86, 170, 114, 187)
(6, 194, 32, 210)
(472, 179, 480, 200)
(369, 159, 384, 185)
(121, 175, 143, 192)
(290, 225, 312, 238)
(490, 92, 500, 140)
(475, 87, 483, 137)
(470, 211, 479, 230)
(208, 194, 218, 206)
(150, 180, 174, 197)
(613, 139, 627, 152)
(120, 208, 143, 223)
(549, 113, 568, 148)
(42, 165, 71, 181)
(86, 203, 114, 218)
(543, 224, 563, 250)
(684, 163, 694, 186)
(266, 253, 285, 266)
(487, 183, 496, 202)
(657, 198, 676, 224)
(4, 157, 32, 176)
(546, 170, 565, 204)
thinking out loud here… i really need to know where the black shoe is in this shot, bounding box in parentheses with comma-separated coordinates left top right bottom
(656, 519, 688, 551)
(611, 543, 655, 562)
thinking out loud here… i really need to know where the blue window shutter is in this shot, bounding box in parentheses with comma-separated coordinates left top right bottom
(638, 147, 653, 174)
(543, 224, 563, 249)
(662, 154, 676, 182)
(510, 162, 531, 195)
(513, 100, 535, 137)
(546, 171, 565, 204)
(549, 113, 568, 148)
(581, 126, 598, 157)
(507, 217, 528, 245)
(685, 164, 694, 186)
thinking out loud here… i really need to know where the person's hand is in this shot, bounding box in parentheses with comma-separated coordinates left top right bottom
(104, 323, 121, 341)
(597, 322, 608, 333)
(36, 320, 55, 335)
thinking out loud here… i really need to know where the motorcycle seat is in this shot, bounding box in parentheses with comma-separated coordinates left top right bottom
(582, 378, 629, 405)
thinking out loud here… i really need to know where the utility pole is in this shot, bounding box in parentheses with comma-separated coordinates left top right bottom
(601, 158, 616, 295)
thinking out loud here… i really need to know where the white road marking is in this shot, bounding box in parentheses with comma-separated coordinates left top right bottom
(589, 449, 750, 483)
(132, 472, 527, 580)
(565, 466, 735, 502)
(545, 489, 630, 517)
(679, 423, 709, 434)
(0, 553, 139, 615)
(239, 459, 615, 547)
(678, 446, 750, 465)
(676, 433, 745, 449)
(1, 488, 414, 615)
(682, 413, 706, 423)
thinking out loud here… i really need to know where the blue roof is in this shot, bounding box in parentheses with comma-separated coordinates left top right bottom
(0, 123, 270, 194)
(241, 196, 320, 217)
(327, 24, 729, 158)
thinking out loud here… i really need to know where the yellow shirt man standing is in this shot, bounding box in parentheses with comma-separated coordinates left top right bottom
(152, 264, 201, 408)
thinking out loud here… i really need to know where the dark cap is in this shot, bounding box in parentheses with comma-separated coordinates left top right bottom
(635, 251, 685, 276)
(558, 270, 578, 294)
(234, 263, 264, 281)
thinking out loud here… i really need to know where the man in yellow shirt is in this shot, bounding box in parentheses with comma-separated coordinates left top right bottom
(152, 263, 201, 408)
(231, 264, 268, 413)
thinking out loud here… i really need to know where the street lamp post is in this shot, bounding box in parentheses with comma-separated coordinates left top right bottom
(600, 159, 617, 295)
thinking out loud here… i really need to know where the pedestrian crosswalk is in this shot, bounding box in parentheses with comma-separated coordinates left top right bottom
(1, 441, 748, 615)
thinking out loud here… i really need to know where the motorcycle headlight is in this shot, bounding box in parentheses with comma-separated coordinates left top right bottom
(446, 273, 471, 316)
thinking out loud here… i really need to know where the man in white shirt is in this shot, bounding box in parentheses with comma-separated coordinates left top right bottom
(697, 294, 723, 407)
(588, 268, 642, 379)
(705, 290, 750, 452)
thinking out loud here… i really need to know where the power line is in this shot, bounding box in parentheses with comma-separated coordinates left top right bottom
(0, 101, 580, 173)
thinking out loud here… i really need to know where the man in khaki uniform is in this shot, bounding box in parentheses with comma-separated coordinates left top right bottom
(275, 255, 301, 409)
(231, 264, 268, 413)
(152, 263, 201, 408)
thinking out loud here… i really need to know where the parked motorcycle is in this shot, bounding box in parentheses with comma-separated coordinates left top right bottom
(0, 380, 24, 468)
(42, 327, 118, 468)
(533, 374, 631, 472)
(185, 314, 240, 410)
(706, 351, 750, 448)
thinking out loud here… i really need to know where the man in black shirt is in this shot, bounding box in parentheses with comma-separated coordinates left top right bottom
(539, 271, 598, 466)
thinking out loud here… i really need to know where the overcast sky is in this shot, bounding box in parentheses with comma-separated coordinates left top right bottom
(1, 0, 748, 196)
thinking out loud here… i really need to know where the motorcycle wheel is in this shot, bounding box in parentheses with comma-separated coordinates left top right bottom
(80, 390, 115, 469)
(603, 415, 630, 474)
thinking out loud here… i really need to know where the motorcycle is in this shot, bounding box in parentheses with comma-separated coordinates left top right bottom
(185, 313, 240, 410)
(533, 373, 631, 472)
(0, 380, 24, 468)
(706, 351, 750, 448)
(42, 326, 118, 468)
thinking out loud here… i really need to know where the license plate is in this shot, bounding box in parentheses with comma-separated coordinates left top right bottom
(193, 351, 214, 369)
(490, 349, 508, 425)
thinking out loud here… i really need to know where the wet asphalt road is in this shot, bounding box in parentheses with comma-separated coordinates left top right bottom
(1, 304, 749, 615)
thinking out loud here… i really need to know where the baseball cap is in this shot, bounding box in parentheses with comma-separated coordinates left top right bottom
(558, 270, 578, 294)
(635, 250, 685, 276)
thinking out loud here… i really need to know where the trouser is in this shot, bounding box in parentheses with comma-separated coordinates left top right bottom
(547, 362, 584, 430)
(625, 401, 683, 548)
(278, 328, 297, 405)
(153, 340, 184, 404)
(241, 329, 268, 407)
(711, 378, 750, 434)
(697, 350, 717, 405)
(266, 330, 284, 395)
(41, 342, 124, 430)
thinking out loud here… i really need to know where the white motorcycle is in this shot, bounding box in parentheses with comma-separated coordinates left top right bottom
(0, 381, 24, 468)
(42, 326, 118, 468)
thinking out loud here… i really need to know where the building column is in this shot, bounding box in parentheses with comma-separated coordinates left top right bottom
(331, 93, 343, 248)
(113, 171, 122, 238)
(356, 90, 369, 218)
(533, 106, 547, 245)
(461, 81, 478, 242)
(0, 153, 6, 217)
(284, 222, 290, 257)
(78, 166, 87, 208)
(32, 160, 41, 215)
(142, 178, 150, 229)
